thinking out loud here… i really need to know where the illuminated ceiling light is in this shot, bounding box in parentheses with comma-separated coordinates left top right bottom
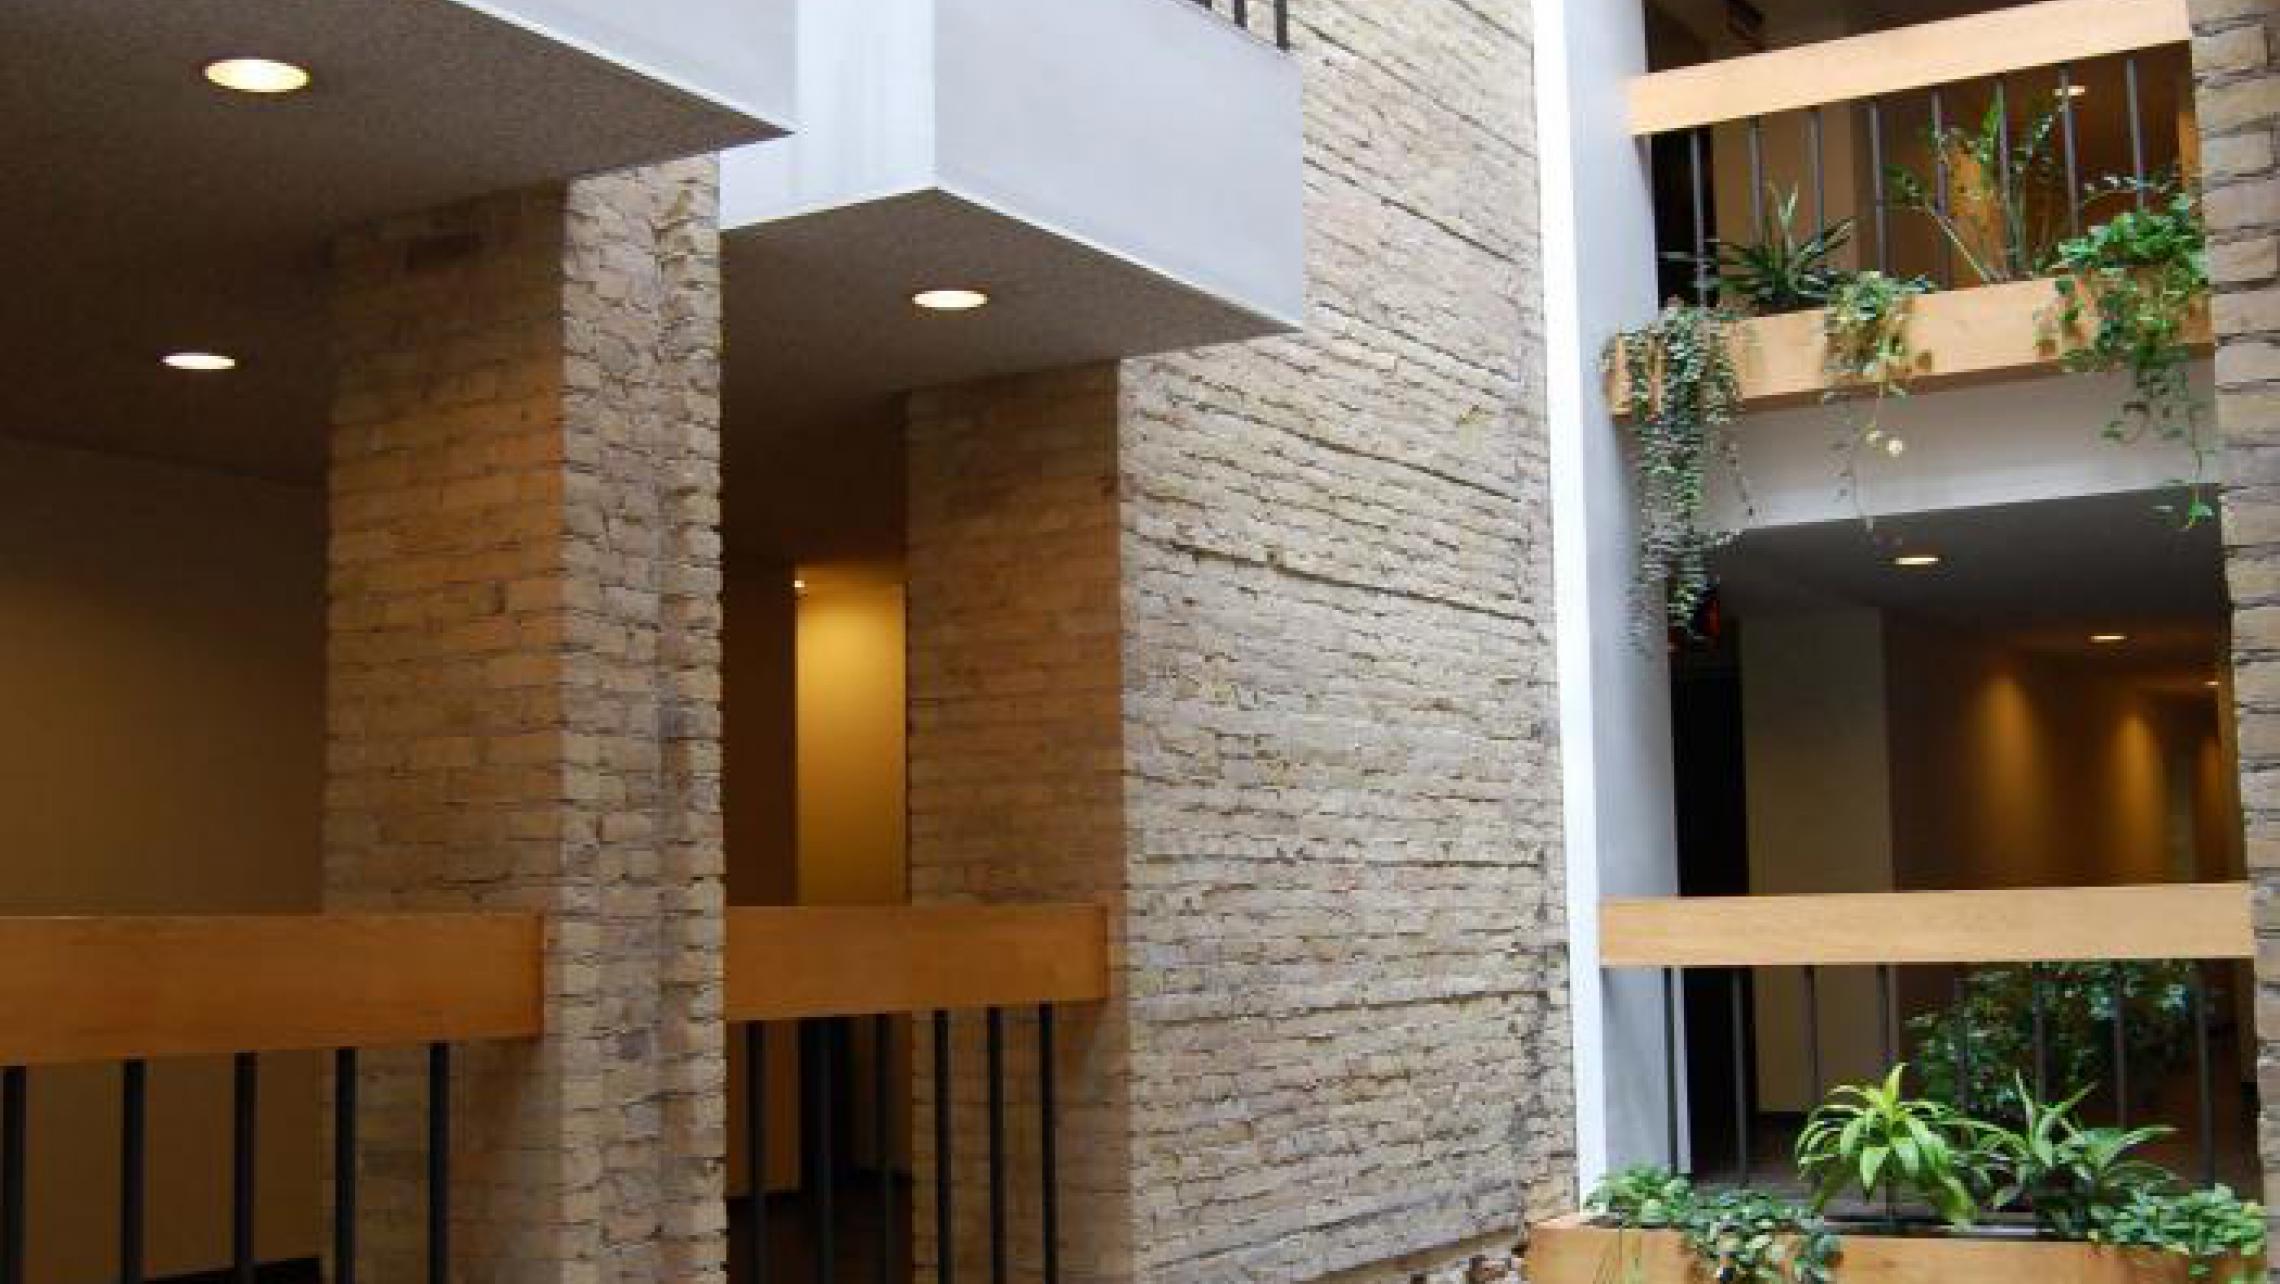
(202, 58, 312, 95)
(2207, 679, 2222, 689)
(1892, 553, 1942, 568)
(2058, 82, 2089, 99)
(2089, 632, 2128, 645)
(161, 351, 237, 372)
(912, 288, 990, 312)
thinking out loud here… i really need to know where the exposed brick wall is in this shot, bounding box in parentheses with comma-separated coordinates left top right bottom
(906, 1, 1569, 1279)
(324, 158, 726, 1284)
(2191, 0, 2280, 1249)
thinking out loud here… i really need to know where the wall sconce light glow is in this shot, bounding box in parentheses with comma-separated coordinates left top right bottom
(912, 288, 990, 312)
(792, 578, 808, 593)
(2207, 679, 2222, 689)
(162, 351, 238, 372)
(2058, 82, 2089, 99)
(1892, 553, 1942, 568)
(203, 58, 312, 94)
(2089, 632, 2128, 645)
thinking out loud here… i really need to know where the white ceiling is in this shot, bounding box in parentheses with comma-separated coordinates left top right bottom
(2, 0, 781, 482)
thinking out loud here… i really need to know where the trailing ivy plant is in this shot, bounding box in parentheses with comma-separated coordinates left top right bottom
(1886, 99, 2065, 285)
(2090, 1185, 2267, 1283)
(1907, 961, 2194, 1126)
(1821, 270, 1933, 511)
(1585, 1167, 1840, 1284)
(1795, 1064, 1986, 1229)
(2046, 177, 2213, 525)
(1604, 301, 1749, 641)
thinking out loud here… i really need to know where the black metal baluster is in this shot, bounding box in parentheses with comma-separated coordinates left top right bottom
(1952, 971, 1971, 1115)
(428, 1044, 449, 1284)
(335, 1049, 357, 1284)
(1662, 969, 1682, 1174)
(933, 1012, 954, 1284)
(1231, 0, 1247, 30)
(120, 1060, 146, 1284)
(2125, 56, 2147, 204)
(1931, 90, 1954, 286)
(2112, 971, 2130, 1127)
(3, 1066, 25, 1284)
(2031, 967, 2050, 1101)
(233, 1053, 257, 1284)
(1801, 967, 1823, 1103)
(875, 1015, 893, 1284)
(985, 1009, 1006, 1284)
(816, 1022, 837, 1284)
(1273, 0, 1288, 50)
(1808, 107, 1826, 236)
(747, 1023, 769, 1284)
(1730, 969, 1750, 1186)
(1748, 116, 1766, 235)
(2194, 964, 2216, 1189)
(1038, 1006, 1059, 1284)
(1689, 128, 1711, 303)
(2058, 65, 2083, 235)
(1877, 965, 1896, 1067)
(1868, 100, 1890, 272)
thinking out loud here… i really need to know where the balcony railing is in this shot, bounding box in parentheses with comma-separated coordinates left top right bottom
(1186, 0, 1290, 50)
(1624, 0, 2207, 407)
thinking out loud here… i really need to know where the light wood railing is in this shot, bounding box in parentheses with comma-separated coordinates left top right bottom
(1628, 0, 2191, 136)
(1599, 882, 2252, 969)
(724, 904, 1110, 1021)
(0, 913, 545, 1066)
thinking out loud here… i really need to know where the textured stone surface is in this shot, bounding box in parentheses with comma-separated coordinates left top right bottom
(2191, 0, 2280, 1263)
(906, 1, 1570, 1280)
(323, 159, 726, 1284)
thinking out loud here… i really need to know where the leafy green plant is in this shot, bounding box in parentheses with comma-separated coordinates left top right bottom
(1585, 1168, 1840, 1284)
(1909, 961, 2194, 1125)
(2047, 178, 2213, 525)
(2091, 1185, 2267, 1283)
(1887, 99, 2064, 284)
(1679, 186, 1858, 315)
(1821, 270, 1933, 511)
(1977, 1078, 2172, 1237)
(1603, 302, 1749, 640)
(1795, 1064, 1985, 1228)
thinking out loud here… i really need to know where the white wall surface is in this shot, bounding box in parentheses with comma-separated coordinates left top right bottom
(1537, 0, 1683, 1189)
(458, 0, 796, 128)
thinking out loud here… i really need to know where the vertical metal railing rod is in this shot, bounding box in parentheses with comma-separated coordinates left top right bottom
(2193, 964, 2217, 1189)
(1274, 0, 1289, 50)
(1801, 966, 1823, 1103)
(1807, 108, 1826, 237)
(1952, 971, 1972, 1116)
(2058, 65, 2083, 235)
(233, 1053, 257, 1284)
(1038, 1005, 1060, 1284)
(335, 1048, 358, 1284)
(1747, 117, 1766, 235)
(1729, 970, 1750, 1186)
(1877, 965, 1896, 1067)
(2, 1067, 24, 1284)
(120, 1060, 146, 1284)
(875, 1015, 894, 1284)
(986, 1009, 1007, 1284)
(2125, 56, 2148, 203)
(1689, 129, 1711, 304)
(1867, 100, 1889, 272)
(1662, 969, 1682, 1174)
(815, 1022, 837, 1284)
(934, 1012, 954, 1284)
(747, 1023, 768, 1284)
(2112, 972, 2130, 1128)
(1930, 90, 1954, 287)
(428, 1043, 450, 1284)
(2030, 967, 2050, 1102)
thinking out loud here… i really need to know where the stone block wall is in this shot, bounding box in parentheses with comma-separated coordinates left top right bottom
(324, 159, 726, 1284)
(905, 2, 1570, 1280)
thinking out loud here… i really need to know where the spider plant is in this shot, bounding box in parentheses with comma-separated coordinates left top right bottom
(1674, 185, 1856, 315)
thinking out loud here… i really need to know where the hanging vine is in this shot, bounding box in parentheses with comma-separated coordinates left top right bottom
(1604, 301, 1749, 641)
(1822, 270, 1932, 516)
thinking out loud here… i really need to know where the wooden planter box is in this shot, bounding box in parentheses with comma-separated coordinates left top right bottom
(1527, 1214, 2258, 1284)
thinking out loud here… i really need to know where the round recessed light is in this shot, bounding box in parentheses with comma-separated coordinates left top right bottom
(912, 288, 990, 312)
(162, 351, 238, 372)
(203, 58, 312, 95)
(2089, 632, 2128, 645)
(1892, 553, 1942, 568)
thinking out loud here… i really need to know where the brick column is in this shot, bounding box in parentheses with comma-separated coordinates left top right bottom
(324, 159, 727, 1283)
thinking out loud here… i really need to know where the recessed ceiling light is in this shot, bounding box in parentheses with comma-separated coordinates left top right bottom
(2089, 632, 2128, 645)
(162, 351, 237, 372)
(203, 58, 312, 95)
(1892, 553, 1942, 568)
(2207, 679, 2222, 689)
(912, 288, 990, 312)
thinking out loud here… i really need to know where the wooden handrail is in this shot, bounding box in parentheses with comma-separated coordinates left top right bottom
(1600, 882, 2252, 968)
(725, 904, 1109, 1021)
(0, 913, 544, 1066)
(1629, 0, 2191, 136)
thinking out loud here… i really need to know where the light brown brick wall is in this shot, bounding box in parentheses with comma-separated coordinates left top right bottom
(324, 158, 726, 1284)
(906, 2, 1569, 1279)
